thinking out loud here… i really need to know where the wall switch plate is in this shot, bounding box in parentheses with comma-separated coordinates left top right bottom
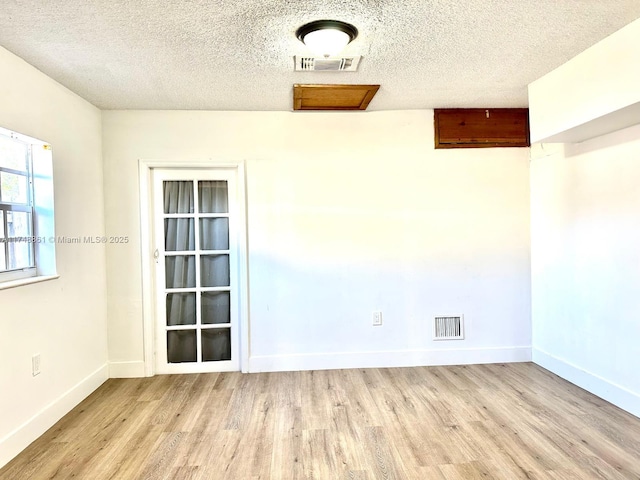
(32, 354, 41, 376)
(373, 311, 383, 326)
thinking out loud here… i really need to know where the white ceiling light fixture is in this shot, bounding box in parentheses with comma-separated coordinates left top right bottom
(296, 20, 358, 58)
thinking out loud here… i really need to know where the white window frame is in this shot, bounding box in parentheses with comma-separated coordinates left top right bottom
(0, 126, 58, 289)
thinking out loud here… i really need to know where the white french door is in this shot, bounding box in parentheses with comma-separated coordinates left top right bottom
(152, 168, 240, 373)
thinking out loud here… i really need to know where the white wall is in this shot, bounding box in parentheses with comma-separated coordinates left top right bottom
(102, 110, 532, 374)
(529, 17, 640, 418)
(530, 127, 640, 417)
(528, 18, 640, 143)
(0, 47, 108, 467)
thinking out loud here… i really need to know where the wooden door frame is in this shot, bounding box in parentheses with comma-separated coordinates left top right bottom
(138, 159, 250, 376)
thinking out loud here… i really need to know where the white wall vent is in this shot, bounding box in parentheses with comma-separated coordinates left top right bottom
(434, 316, 464, 340)
(294, 56, 361, 72)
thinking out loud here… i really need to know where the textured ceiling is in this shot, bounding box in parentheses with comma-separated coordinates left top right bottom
(1, 1, 640, 111)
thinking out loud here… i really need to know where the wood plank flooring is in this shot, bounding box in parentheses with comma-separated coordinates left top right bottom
(1, 363, 639, 479)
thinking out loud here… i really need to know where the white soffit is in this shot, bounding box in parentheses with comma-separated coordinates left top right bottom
(0, 1, 639, 111)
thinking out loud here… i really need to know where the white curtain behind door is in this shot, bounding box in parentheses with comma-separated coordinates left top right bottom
(164, 180, 231, 363)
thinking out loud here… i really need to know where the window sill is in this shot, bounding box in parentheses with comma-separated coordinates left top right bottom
(0, 274, 60, 291)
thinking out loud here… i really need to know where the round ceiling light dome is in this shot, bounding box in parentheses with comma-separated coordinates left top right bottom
(296, 20, 358, 58)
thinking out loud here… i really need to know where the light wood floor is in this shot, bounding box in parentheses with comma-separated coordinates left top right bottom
(2, 363, 639, 479)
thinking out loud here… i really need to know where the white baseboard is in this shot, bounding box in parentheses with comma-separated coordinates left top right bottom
(533, 348, 640, 418)
(108, 361, 146, 378)
(0, 363, 108, 469)
(248, 346, 531, 373)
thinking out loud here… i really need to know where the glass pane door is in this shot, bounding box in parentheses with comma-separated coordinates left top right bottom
(154, 170, 239, 373)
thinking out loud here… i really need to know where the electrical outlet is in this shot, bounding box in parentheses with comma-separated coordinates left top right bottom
(373, 311, 383, 326)
(32, 354, 41, 377)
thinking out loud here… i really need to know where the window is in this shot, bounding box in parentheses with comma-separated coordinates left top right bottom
(0, 127, 56, 285)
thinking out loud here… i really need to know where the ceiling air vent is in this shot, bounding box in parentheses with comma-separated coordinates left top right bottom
(294, 56, 361, 72)
(434, 316, 464, 340)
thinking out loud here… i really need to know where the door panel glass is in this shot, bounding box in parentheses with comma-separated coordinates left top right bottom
(164, 181, 194, 214)
(166, 293, 196, 326)
(167, 330, 197, 363)
(198, 181, 228, 213)
(157, 170, 238, 372)
(202, 329, 231, 361)
(200, 254, 230, 287)
(199, 218, 229, 250)
(165, 218, 195, 251)
(202, 291, 230, 324)
(165, 255, 196, 288)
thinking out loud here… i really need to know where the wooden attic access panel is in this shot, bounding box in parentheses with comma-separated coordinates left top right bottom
(293, 84, 380, 111)
(434, 108, 530, 148)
